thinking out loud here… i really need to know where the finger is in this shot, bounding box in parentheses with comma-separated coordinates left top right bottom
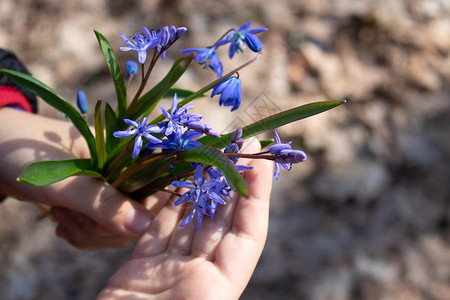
(47, 176, 152, 240)
(141, 192, 170, 218)
(52, 207, 133, 250)
(214, 156, 273, 276)
(190, 139, 261, 260)
(132, 191, 185, 258)
(166, 204, 198, 256)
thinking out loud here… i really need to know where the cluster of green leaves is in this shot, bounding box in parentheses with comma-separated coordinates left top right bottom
(0, 30, 345, 199)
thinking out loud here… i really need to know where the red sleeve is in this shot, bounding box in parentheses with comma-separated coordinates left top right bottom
(0, 86, 33, 112)
(0, 86, 33, 200)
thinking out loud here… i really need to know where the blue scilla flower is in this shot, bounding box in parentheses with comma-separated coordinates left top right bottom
(120, 29, 160, 64)
(211, 76, 242, 111)
(146, 130, 203, 153)
(143, 26, 187, 59)
(216, 22, 268, 59)
(113, 117, 162, 159)
(125, 60, 139, 78)
(269, 131, 307, 181)
(171, 164, 224, 231)
(180, 47, 223, 77)
(76, 90, 88, 114)
(159, 93, 198, 136)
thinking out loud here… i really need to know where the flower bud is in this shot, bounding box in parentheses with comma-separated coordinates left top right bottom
(126, 60, 139, 78)
(76, 90, 88, 114)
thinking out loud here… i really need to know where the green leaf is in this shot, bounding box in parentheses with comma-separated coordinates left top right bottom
(104, 103, 121, 155)
(259, 139, 274, 149)
(94, 100, 106, 170)
(118, 156, 176, 194)
(126, 55, 194, 122)
(176, 146, 248, 197)
(201, 100, 346, 148)
(0, 69, 97, 159)
(18, 159, 103, 186)
(163, 88, 205, 100)
(94, 30, 127, 119)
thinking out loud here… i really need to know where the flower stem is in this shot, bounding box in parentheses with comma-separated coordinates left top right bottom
(225, 152, 277, 160)
(150, 51, 262, 125)
(208, 28, 235, 48)
(128, 49, 160, 110)
(110, 152, 175, 188)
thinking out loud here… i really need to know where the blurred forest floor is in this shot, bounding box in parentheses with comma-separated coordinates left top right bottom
(1, 0, 449, 299)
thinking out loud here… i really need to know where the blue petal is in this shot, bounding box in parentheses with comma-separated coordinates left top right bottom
(274, 163, 280, 182)
(137, 50, 147, 64)
(132, 135, 143, 158)
(143, 133, 161, 143)
(240, 22, 252, 31)
(244, 33, 263, 52)
(179, 207, 196, 227)
(172, 181, 195, 190)
(124, 119, 139, 128)
(183, 130, 203, 140)
(113, 129, 137, 138)
(171, 94, 178, 114)
(228, 41, 237, 59)
(194, 164, 205, 186)
(248, 27, 268, 34)
(211, 78, 231, 97)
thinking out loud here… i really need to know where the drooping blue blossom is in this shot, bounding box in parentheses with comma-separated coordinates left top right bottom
(180, 47, 223, 77)
(216, 22, 268, 59)
(76, 90, 88, 114)
(171, 164, 224, 231)
(146, 130, 203, 153)
(269, 131, 307, 181)
(211, 76, 242, 111)
(113, 117, 162, 158)
(120, 29, 160, 64)
(125, 60, 139, 78)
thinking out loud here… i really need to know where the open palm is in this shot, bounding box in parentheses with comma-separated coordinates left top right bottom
(98, 144, 273, 300)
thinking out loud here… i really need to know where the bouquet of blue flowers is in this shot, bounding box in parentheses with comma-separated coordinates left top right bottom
(1, 22, 344, 231)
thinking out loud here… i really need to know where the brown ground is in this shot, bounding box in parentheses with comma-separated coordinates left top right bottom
(1, 0, 449, 299)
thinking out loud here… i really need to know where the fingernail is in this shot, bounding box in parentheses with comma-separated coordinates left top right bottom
(125, 209, 151, 235)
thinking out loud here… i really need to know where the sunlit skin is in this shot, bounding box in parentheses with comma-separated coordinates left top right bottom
(0, 108, 274, 299)
(98, 140, 273, 300)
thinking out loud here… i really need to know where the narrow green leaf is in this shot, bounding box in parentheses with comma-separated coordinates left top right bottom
(201, 100, 346, 148)
(259, 139, 274, 149)
(163, 88, 205, 100)
(94, 100, 106, 170)
(18, 159, 103, 186)
(118, 156, 176, 194)
(126, 55, 194, 122)
(0, 69, 97, 159)
(176, 146, 248, 197)
(94, 30, 127, 119)
(104, 102, 121, 156)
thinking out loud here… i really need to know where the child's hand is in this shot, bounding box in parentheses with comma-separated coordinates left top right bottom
(0, 108, 151, 249)
(98, 140, 274, 300)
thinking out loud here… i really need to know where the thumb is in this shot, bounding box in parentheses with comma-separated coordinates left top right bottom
(47, 176, 151, 239)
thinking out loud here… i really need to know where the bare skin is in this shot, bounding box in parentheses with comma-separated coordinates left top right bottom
(98, 143, 273, 300)
(0, 108, 274, 299)
(0, 108, 151, 249)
